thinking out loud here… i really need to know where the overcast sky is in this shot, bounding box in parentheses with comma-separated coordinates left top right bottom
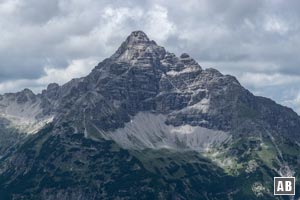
(0, 0, 300, 114)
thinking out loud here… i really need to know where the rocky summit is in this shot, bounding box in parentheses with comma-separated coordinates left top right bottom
(0, 31, 299, 200)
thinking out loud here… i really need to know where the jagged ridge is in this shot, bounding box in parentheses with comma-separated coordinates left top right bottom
(0, 31, 300, 199)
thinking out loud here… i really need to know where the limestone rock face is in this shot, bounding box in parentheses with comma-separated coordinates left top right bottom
(0, 31, 300, 200)
(1, 30, 300, 150)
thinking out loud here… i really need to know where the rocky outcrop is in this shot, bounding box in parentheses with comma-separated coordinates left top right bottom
(0, 31, 299, 200)
(1, 30, 300, 150)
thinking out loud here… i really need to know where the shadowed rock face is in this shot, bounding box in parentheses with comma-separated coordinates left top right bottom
(47, 30, 299, 142)
(1, 30, 299, 154)
(0, 31, 300, 200)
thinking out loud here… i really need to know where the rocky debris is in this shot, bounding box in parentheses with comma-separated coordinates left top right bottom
(245, 160, 258, 173)
(279, 165, 295, 177)
(252, 182, 267, 197)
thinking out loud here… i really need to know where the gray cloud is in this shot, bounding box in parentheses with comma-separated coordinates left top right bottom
(0, 0, 300, 113)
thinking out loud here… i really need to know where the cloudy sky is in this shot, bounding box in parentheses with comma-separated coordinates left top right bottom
(1, 0, 300, 113)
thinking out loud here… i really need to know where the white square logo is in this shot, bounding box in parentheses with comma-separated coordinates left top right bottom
(274, 177, 295, 195)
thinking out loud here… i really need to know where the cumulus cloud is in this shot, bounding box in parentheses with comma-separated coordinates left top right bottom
(0, 0, 300, 113)
(0, 58, 98, 93)
(239, 73, 300, 88)
(284, 93, 300, 114)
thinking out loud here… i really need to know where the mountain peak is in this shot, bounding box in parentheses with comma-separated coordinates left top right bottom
(2, 30, 300, 200)
(127, 30, 150, 44)
(111, 31, 165, 63)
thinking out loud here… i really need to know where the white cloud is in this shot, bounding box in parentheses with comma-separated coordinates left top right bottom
(239, 72, 300, 88)
(0, 0, 20, 15)
(0, 79, 37, 94)
(38, 58, 98, 85)
(0, 0, 300, 113)
(0, 58, 98, 94)
(264, 16, 289, 34)
(144, 5, 176, 43)
(284, 93, 300, 114)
